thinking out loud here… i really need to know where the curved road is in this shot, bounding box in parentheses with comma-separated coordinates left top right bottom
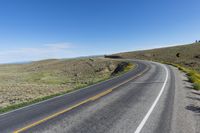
(0, 60, 176, 133)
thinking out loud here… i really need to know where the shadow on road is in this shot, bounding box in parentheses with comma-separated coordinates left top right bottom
(185, 86, 194, 90)
(187, 96, 200, 101)
(192, 92, 200, 96)
(185, 104, 200, 113)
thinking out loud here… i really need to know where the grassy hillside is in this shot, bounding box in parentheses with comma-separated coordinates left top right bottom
(0, 58, 133, 111)
(115, 42, 200, 90)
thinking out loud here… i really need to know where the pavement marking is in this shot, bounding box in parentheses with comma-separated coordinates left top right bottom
(14, 64, 150, 133)
(134, 64, 169, 133)
(13, 89, 114, 133)
(90, 89, 113, 101)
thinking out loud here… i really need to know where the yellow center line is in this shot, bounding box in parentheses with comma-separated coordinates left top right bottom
(90, 89, 113, 101)
(13, 98, 91, 133)
(14, 65, 150, 133)
(14, 89, 114, 133)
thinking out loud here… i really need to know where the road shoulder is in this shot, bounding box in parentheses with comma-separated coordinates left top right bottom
(170, 66, 200, 133)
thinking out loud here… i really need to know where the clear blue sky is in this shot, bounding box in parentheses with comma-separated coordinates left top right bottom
(0, 0, 200, 63)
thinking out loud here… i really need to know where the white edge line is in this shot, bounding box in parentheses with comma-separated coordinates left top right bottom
(0, 61, 139, 117)
(134, 63, 169, 133)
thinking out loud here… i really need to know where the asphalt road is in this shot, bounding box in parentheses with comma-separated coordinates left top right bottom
(0, 60, 177, 133)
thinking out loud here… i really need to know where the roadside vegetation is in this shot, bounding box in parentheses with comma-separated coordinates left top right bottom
(115, 42, 200, 90)
(177, 65, 200, 90)
(162, 62, 200, 90)
(0, 58, 134, 113)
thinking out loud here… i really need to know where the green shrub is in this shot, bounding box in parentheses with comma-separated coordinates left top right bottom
(193, 83, 200, 90)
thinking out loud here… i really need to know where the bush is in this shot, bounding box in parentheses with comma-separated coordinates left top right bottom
(194, 83, 200, 90)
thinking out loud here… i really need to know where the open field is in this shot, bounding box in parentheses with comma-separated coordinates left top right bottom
(0, 58, 133, 112)
(115, 42, 200, 90)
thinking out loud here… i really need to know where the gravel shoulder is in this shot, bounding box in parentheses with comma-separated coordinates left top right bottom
(170, 65, 200, 133)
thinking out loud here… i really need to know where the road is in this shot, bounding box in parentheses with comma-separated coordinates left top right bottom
(0, 60, 181, 133)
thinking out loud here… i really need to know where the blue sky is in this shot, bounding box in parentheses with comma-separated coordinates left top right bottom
(0, 0, 200, 63)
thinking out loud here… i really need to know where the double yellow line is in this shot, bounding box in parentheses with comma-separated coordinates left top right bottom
(14, 64, 149, 133)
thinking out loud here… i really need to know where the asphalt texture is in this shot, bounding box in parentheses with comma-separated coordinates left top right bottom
(0, 60, 196, 133)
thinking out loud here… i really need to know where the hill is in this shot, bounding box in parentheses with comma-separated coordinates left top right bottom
(115, 42, 200, 90)
(0, 58, 133, 111)
(116, 42, 200, 72)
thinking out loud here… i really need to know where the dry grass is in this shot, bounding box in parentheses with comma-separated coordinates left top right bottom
(0, 58, 131, 110)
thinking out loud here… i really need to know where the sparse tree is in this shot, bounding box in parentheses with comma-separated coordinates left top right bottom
(176, 53, 180, 58)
